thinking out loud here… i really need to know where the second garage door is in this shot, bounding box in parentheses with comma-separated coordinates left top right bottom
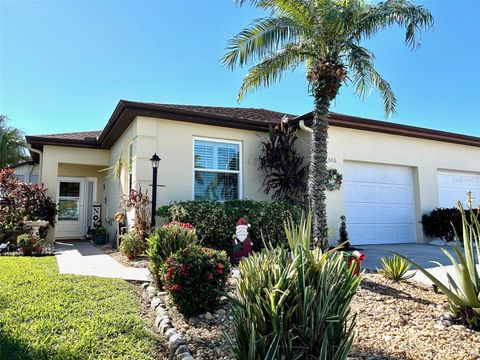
(437, 170, 480, 208)
(344, 162, 416, 245)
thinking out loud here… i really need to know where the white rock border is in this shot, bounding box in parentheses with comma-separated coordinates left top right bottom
(142, 282, 194, 360)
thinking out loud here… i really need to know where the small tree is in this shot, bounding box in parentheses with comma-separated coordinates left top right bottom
(0, 115, 28, 169)
(259, 122, 308, 204)
(121, 188, 151, 240)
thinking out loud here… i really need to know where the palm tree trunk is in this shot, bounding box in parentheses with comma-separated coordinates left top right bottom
(308, 96, 330, 251)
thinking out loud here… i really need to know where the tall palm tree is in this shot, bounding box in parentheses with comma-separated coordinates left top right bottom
(222, 0, 433, 250)
(0, 115, 28, 169)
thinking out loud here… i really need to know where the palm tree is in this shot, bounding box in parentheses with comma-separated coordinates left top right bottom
(0, 115, 28, 169)
(222, 0, 433, 250)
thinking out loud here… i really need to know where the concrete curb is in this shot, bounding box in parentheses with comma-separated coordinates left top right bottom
(142, 283, 194, 360)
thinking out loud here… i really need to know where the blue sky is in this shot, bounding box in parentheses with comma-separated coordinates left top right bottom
(0, 0, 478, 136)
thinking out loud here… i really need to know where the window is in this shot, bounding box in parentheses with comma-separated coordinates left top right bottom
(58, 181, 81, 221)
(128, 142, 134, 191)
(30, 175, 39, 184)
(13, 173, 25, 182)
(193, 138, 241, 201)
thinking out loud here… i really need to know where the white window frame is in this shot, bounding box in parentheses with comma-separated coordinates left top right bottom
(192, 137, 243, 201)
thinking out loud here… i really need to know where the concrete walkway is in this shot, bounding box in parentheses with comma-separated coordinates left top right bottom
(55, 241, 150, 282)
(360, 243, 479, 287)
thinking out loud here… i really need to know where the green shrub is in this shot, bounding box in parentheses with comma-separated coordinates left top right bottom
(16, 233, 32, 248)
(421, 207, 480, 242)
(400, 193, 480, 330)
(147, 221, 198, 288)
(158, 199, 300, 254)
(230, 214, 360, 359)
(119, 231, 144, 260)
(161, 245, 230, 316)
(377, 254, 415, 282)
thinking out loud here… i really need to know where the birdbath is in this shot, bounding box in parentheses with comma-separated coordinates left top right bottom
(24, 220, 50, 239)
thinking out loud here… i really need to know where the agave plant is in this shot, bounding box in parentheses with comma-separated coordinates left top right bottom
(399, 195, 480, 329)
(377, 254, 415, 282)
(229, 213, 360, 359)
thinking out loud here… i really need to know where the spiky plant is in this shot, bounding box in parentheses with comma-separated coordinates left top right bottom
(223, 0, 433, 250)
(229, 213, 361, 359)
(377, 254, 415, 282)
(399, 193, 480, 330)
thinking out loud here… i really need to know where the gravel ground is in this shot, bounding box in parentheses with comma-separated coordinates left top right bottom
(350, 273, 480, 360)
(95, 243, 149, 268)
(157, 272, 480, 360)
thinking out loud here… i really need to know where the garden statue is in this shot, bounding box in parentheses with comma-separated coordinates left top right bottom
(232, 217, 252, 263)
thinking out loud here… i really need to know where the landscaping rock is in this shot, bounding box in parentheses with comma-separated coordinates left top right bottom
(165, 328, 177, 339)
(168, 333, 186, 352)
(141, 282, 150, 290)
(151, 297, 162, 310)
(215, 309, 227, 316)
(175, 344, 190, 356)
(204, 311, 213, 321)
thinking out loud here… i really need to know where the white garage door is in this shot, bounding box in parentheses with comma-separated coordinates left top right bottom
(344, 162, 416, 245)
(437, 170, 480, 208)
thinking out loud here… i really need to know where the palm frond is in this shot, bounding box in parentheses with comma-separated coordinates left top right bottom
(222, 17, 305, 69)
(354, 0, 434, 50)
(347, 44, 397, 116)
(237, 45, 311, 102)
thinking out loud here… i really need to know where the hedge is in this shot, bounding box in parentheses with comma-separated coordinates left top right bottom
(157, 200, 301, 254)
(421, 207, 480, 242)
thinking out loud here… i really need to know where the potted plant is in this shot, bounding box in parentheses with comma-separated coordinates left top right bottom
(17, 233, 34, 255)
(93, 227, 107, 245)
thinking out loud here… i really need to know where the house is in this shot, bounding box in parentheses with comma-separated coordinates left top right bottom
(24, 100, 480, 246)
(10, 161, 40, 183)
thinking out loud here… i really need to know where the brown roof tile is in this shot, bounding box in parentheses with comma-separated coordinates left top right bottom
(31, 130, 102, 141)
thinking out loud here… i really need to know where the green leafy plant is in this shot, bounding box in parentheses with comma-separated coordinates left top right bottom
(377, 254, 415, 282)
(147, 221, 198, 288)
(421, 207, 480, 242)
(16, 233, 32, 248)
(400, 194, 480, 329)
(158, 199, 300, 254)
(229, 214, 360, 359)
(161, 245, 230, 316)
(94, 227, 107, 234)
(119, 231, 144, 260)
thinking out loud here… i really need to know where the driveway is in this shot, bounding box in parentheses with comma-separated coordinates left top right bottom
(360, 243, 479, 286)
(55, 241, 150, 282)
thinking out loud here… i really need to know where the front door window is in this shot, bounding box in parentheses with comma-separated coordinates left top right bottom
(58, 181, 81, 221)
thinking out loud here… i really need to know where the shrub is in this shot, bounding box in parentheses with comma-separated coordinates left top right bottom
(16, 234, 33, 248)
(0, 168, 57, 238)
(161, 245, 230, 316)
(421, 207, 480, 242)
(158, 200, 300, 254)
(147, 221, 197, 288)
(121, 188, 151, 240)
(119, 231, 144, 260)
(230, 214, 360, 359)
(377, 254, 415, 282)
(401, 193, 480, 330)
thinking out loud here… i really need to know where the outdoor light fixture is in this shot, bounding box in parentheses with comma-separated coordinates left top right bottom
(150, 153, 161, 227)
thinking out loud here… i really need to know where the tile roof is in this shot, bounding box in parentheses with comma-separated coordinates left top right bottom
(132, 102, 295, 124)
(30, 130, 102, 141)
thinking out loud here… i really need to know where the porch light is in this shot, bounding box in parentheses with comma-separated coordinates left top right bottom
(150, 153, 161, 168)
(150, 153, 161, 228)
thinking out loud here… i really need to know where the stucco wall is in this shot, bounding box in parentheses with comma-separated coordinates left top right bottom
(41, 145, 110, 241)
(12, 163, 40, 183)
(133, 116, 271, 208)
(297, 126, 480, 244)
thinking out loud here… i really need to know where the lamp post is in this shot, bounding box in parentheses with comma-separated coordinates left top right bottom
(150, 153, 161, 228)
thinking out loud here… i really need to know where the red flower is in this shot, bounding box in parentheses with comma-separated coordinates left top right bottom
(207, 273, 214, 280)
(171, 284, 182, 291)
(163, 284, 170, 290)
(216, 262, 224, 274)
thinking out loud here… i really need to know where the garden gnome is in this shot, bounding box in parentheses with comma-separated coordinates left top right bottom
(232, 217, 252, 263)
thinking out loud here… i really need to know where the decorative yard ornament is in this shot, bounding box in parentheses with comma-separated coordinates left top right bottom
(232, 217, 252, 263)
(326, 169, 343, 191)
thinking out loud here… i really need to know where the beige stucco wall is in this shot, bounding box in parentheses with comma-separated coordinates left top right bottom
(40, 145, 110, 242)
(298, 126, 480, 244)
(132, 116, 270, 207)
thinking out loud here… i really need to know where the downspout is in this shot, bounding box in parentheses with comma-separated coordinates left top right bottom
(299, 120, 313, 133)
(27, 146, 42, 184)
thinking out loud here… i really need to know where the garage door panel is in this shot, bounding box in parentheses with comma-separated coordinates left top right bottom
(344, 162, 416, 245)
(438, 170, 480, 208)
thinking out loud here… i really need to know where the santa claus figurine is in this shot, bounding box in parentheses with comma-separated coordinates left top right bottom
(232, 217, 253, 263)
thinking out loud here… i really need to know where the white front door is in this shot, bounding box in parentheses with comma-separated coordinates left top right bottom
(437, 170, 480, 208)
(344, 161, 416, 245)
(56, 177, 85, 239)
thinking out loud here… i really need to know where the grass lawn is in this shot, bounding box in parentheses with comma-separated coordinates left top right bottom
(0, 256, 158, 360)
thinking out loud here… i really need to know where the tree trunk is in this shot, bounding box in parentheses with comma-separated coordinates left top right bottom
(308, 96, 331, 251)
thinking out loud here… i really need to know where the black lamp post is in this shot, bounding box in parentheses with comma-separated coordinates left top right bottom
(150, 153, 161, 227)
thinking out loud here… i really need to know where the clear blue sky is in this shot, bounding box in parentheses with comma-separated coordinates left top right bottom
(0, 0, 478, 136)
